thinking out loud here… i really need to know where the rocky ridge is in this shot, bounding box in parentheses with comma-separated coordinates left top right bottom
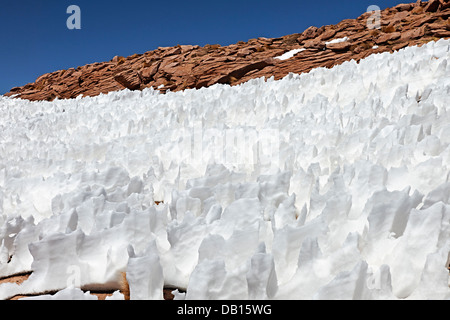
(5, 0, 450, 101)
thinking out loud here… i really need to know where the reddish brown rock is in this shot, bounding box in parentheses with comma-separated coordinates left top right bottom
(319, 29, 337, 41)
(431, 29, 450, 37)
(375, 32, 402, 44)
(162, 46, 182, 57)
(140, 62, 160, 83)
(303, 39, 325, 50)
(440, 0, 450, 9)
(297, 26, 319, 43)
(237, 48, 253, 57)
(114, 69, 141, 90)
(393, 42, 409, 50)
(395, 3, 414, 11)
(227, 59, 275, 79)
(400, 25, 426, 40)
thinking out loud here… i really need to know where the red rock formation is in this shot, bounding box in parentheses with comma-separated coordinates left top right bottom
(5, 1, 450, 101)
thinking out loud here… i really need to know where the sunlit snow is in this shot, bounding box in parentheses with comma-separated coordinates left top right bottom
(0, 39, 449, 300)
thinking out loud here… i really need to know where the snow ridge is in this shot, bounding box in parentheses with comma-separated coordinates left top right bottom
(0, 39, 449, 300)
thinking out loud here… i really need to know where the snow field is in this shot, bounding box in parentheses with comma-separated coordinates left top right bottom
(0, 39, 449, 299)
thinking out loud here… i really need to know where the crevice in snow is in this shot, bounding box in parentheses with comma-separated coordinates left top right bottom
(325, 36, 349, 45)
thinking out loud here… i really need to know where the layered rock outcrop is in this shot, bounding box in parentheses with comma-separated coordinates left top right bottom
(5, 0, 450, 101)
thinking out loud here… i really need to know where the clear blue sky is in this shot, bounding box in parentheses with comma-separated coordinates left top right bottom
(0, 0, 406, 94)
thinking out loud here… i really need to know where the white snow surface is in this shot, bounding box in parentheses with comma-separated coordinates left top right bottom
(274, 48, 306, 60)
(325, 36, 350, 45)
(0, 39, 450, 300)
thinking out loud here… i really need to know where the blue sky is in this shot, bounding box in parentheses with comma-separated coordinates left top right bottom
(0, 0, 406, 94)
